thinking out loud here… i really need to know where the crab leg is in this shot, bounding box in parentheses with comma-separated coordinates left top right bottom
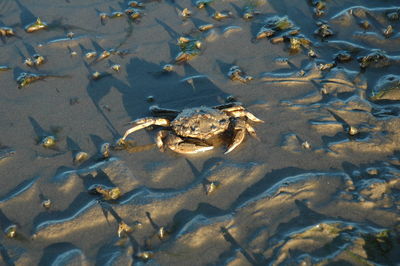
(164, 134, 214, 154)
(245, 123, 260, 141)
(225, 128, 246, 154)
(149, 105, 180, 119)
(226, 110, 264, 123)
(122, 118, 170, 140)
(213, 102, 243, 110)
(156, 130, 169, 151)
(225, 120, 261, 154)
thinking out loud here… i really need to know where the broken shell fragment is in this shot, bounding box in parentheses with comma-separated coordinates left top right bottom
(158, 226, 168, 240)
(228, 66, 253, 83)
(212, 11, 232, 21)
(181, 8, 192, 18)
(95, 186, 121, 200)
(25, 18, 48, 33)
(17, 72, 46, 88)
(33, 54, 45, 66)
(128, 1, 144, 8)
(111, 64, 121, 72)
(383, 25, 393, 38)
(0, 27, 14, 36)
(97, 50, 111, 61)
(136, 251, 153, 261)
(196, 0, 214, 9)
(118, 221, 133, 237)
(314, 23, 333, 38)
(85, 51, 97, 59)
(125, 9, 142, 20)
(24, 58, 34, 67)
(205, 181, 220, 195)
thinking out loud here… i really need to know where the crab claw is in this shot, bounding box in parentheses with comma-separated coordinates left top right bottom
(225, 128, 246, 154)
(160, 133, 214, 154)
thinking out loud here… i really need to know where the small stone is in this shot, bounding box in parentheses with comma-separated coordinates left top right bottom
(42, 199, 51, 209)
(146, 96, 155, 103)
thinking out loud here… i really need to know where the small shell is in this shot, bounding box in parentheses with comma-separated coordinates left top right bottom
(181, 8, 192, 18)
(136, 251, 153, 261)
(92, 71, 102, 80)
(383, 25, 393, 38)
(100, 142, 111, 158)
(67, 32, 74, 39)
(24, 58, 34, 67)
(158, 226, 167, 240)
(347, 126, 359, 136)
(33, 54, 45, 66)
(111, 64, 121, 72)
(205, 181, 219, 195)
(111, 11, 124, 18)
(42, 199, 52, 209)
(128, 1, 144, 7)
(85, 51, 97, 59)
(97, 50, 111, 61)
(73, 151, 89, 164)
(99, 13, 109, 20)
(302, 141, 311, 149)
(40, 136, 56, 148)
(162, 64, 174, 72)
(5, 225, 17, 238)
(198, 24, 214, 32)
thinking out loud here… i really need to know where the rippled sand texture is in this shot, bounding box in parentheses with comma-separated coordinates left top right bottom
(0, 0, 400, 265)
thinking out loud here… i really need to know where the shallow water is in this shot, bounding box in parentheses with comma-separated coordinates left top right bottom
(0, 0, 399, 265)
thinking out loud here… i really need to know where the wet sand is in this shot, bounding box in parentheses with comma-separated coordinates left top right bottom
(0, 0, 399, 265)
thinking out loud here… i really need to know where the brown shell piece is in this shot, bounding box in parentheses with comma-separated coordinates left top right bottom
(25, 18, 48, 33)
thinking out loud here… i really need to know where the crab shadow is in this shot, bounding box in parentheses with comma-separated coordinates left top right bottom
(86, 57, 229, 138)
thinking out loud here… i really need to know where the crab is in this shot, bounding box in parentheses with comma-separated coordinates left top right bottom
(119, 103, 263, 154)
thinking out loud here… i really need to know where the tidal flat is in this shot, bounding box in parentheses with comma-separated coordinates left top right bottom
(0, 0, 399, 265)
